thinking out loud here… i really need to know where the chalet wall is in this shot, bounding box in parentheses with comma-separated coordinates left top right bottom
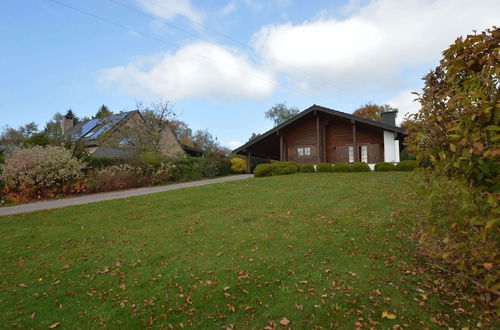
(277, 114, 387, 165)
(285, 117, 318, 164)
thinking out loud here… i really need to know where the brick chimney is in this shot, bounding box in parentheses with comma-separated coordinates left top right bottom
(381, 110, 397, 126)
(61, 115, 74, 133)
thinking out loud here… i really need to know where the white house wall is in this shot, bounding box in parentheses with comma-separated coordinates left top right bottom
(384, 130, 396, 162)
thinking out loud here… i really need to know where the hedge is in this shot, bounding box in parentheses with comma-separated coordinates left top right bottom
(350, 162, 370, 172)
(332, 163, 350, 172)
(271, 161, 298, 175)
(375, 162, 396, 171)
(395, 160, 418, 171)
(254, 164, 274, 177)
(316, 163, 333, 172)
(299, 164, 315, 172)
(254, 161, 298, 177)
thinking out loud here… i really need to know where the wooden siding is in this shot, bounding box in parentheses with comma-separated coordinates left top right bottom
(278, 114, 385, 164)
(285, 116, 318, 164)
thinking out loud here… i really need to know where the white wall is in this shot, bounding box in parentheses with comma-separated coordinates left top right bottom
(384, 130, 396, 162)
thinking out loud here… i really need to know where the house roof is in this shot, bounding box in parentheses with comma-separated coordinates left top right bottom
(64, 111, 138, 142)
(233, 104, 406, 155)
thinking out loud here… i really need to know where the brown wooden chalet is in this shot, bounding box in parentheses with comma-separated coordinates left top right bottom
(233, 105, 406, 173)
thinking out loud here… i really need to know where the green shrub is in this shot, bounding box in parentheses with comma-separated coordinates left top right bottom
(316, 163, 333, 172)
(271, 161, 298, 175)
(350, 162, 370, 172)
(172, 157, 203, 181)
(0, 146, 86, 195)
(374, 162, 396, 172)
(299, 164, 315, 173)
(254, 164, 273, 177)
(88, 156, 125, 169)
(0, 155, 5, 164)
(395, 160, 417, 171)
(332, 163, 350, 172)
(230, 157, 246, 173)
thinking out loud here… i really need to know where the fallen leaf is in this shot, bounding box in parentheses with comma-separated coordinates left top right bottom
(348, 271, 358, 277)
(30, 312, 36, 319)
(280, 317, 290, 326)
(48, 322, 60, 328)
(18, 283, 28, 288)
(382, 311, 397, 319)
(483, 263, 493, 270)
(295, 304, 304, 310)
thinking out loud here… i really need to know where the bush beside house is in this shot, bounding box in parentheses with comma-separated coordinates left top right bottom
(332, 163, 350, 172)
(395, 160, 417, 171)
(299, 164, 315, 172)
(375, 162, 396, 171)
(316, 163, 333, 172)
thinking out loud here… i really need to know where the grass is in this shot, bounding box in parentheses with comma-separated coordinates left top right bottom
(0, 173, 481, 328)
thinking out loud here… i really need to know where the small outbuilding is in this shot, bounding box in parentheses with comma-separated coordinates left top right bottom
(233, 104, 406, 172)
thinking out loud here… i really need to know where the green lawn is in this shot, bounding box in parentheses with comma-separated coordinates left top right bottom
(0, 173, 479, 328)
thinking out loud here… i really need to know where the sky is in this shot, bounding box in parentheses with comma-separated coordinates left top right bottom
(1, 0, 499, 149)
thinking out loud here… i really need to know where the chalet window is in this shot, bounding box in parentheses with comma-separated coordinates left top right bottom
(297, 147, 311, 157)
(359, 145, 368, 163)
(348, 146, 354, 163)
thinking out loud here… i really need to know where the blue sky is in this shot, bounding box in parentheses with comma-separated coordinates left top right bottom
(1, 0, 499, 148)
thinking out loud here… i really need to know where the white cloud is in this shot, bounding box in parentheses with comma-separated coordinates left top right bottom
(227, 140, 243, 148)
(137, 0, 203, 24)
(99, 42, 276, 100)
(220, 1, 237, 16)
(252, 0, 500, 91)
(386, 91, 420, 125)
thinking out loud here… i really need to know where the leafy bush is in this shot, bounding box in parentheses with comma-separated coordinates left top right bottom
(299, 164, 315, 172)
(0, 146, 86, 196)
(88, 156, 127, 169)
(201, 156, 231, 178)
(86, 162, 175, 192)
(230, 157, 247, 173)
(332, 163, 350, 172)
(375, 162, 396, 171)
(316, 163, 333, 172)
(171, 157, 203, 181)
(395, 160, 417, 171)
(349, 162, 370, 172)
(0, 155, 5, 164)
(271, 161, 298, 175)
(405, 27, 499, 300)
(254, 164, 273, 177)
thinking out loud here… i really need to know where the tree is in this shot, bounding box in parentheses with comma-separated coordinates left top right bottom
(352, 103, 398, 121)
(43, 112, 63, 141)
(100, 101, 177, 157)
(265, 103, 300, 126)
(65, 109, 80, 124)
(23, 132, 50, 147)
(168, 120, 193, 146)
(192, 130, 222, 155)
(0, 127, 25, 147)
(94, 105, 113, 119)
(352, 103, 381, 121)
(19, 122, 38, 137)
(247, 132, 261, 143)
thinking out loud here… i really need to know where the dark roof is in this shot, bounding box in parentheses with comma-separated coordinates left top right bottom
(233, 104, 405, 154)
(90, 147, 132, 158)
(180, 144, 204, 157)
(64, 111, 138, 142)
